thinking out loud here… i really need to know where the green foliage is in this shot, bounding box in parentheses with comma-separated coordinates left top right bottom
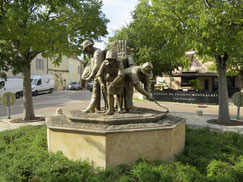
(156, 80, 168, 90)
(1, 126, 243, 181)
(129, 159, 206, 182)
(0, 0, 109, 119)
(177, 128, 243, 175)
(206, 160, 236, 181)
(112, 0, 242, 76)
(131, 159, 162, 182)
(0, 0, 109, 69)
(110, 0, 242, 123)
(82, 55, 91, 67)
(109, 0, 192, 76)
(207, 63, 217, 72)
(0, 126, 93, 181)
(206, 157, 243, 181)
(0, 126, 48, 181)
(188, 79, 202, 91)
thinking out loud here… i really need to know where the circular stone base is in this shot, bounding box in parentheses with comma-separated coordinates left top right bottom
(66, 107, 166, 125)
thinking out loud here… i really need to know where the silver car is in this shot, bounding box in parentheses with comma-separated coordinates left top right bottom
(68, 82, 81, 90)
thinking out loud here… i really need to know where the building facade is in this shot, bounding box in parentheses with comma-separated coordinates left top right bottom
(6, 54, 83, 90)
(156, 51, 240, 97)
(47, 55, 83, 90)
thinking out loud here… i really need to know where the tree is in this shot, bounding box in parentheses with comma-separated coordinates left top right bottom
(177, 0, 242, 123)
(109, 0, 191, 76)
(0, 0, 108, 120)
(190, 0, 241, 123)
(112, 0, 242, 123)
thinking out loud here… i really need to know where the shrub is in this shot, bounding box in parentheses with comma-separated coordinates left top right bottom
(188, 79, 202, 91)
(0, 126, 94, 182)
(34, 152, 94, 182)
(130, 159, 205, 182)
(1, 126, 243, 181)
(173, 162, 206, 182)
(177, 128, 243, 174)
(130, 159, 162, 182)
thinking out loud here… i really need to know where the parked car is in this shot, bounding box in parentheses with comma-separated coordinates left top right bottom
(0, 78, 23, 99)
(31, 74, 55, 96)
(86, 81, 93, 92)
(68, 82, 81, 90)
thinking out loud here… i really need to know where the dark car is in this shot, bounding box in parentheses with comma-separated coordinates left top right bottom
(86, 81, 93, 92)
(67, 82, 81, 90)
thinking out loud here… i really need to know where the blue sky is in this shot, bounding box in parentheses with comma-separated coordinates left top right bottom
(95, 0, 139, 49)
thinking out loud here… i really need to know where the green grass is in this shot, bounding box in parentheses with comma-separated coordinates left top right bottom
(0, 126, 243, 182)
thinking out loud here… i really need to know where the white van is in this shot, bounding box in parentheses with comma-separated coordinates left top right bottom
(0, 78, 23, 99)
(31, 74, 55, 96)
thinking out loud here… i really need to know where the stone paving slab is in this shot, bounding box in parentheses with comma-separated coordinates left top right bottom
(171, 111, 243, 134)
(0, 118, 45, 132)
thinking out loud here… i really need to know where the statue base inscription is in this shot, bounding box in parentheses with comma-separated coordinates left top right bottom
(46, 108, 185, 169)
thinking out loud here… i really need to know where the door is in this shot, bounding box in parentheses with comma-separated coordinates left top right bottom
(205, 79, 209, 91)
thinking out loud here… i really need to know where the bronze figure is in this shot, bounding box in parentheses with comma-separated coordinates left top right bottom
(81, 40, 104, 113)
(110, 62, 154, 113)
(97, 50, 124, 115)
(81, 40, 153, 115)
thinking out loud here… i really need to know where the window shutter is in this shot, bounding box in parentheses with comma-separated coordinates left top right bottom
(36, 59, 39, 70)
(41, 59, 44, 70)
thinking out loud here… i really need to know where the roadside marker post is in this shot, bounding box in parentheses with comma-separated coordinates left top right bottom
(1, 92, 16, 119)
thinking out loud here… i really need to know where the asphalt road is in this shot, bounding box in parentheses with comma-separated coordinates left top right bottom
(0, 90, 92, 117)
(0, 89, 241, 118)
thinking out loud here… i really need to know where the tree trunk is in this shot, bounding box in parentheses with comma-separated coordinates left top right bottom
(22, 62, 35, 120)
(216, 54, 230, 123)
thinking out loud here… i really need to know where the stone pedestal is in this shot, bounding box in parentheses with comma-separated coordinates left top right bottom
(46, 108, 185, 169)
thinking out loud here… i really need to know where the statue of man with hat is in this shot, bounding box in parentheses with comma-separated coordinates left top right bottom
(109, 62, 154, 113)
(81, 40, 104, 113)
(97, 50, 124, 115)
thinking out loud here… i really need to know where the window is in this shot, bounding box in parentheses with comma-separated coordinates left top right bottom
(213, 77, 218, 91)
(213, 76, 236, 90)
(36, 58, 44, 70)
(37, 79, 42, 85)
(227, 77, 235, 88)
(69, 63, 72, 73)
(31, 79, 38, 85)
(181, 76, 197, 87)
(0, 81, 5, 89)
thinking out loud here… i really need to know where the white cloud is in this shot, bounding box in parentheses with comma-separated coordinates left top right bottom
(102, 0, 138, 26)
(94, 0, 139, 49)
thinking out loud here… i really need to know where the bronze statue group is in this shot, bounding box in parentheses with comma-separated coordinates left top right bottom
(81, 40, 154, 115)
